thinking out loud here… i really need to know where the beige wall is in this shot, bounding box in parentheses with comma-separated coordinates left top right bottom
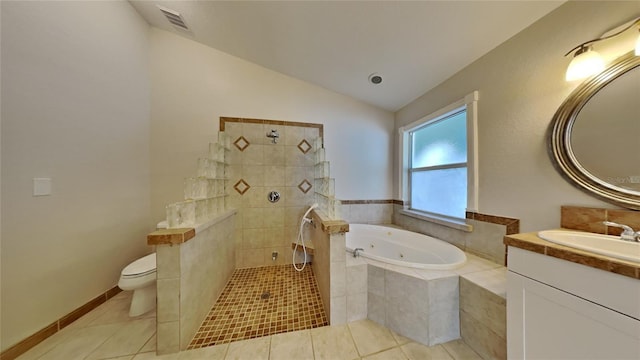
(148, 28, 395, 225)
(394, 1, 638, 232)
(0, 1, 152, 350)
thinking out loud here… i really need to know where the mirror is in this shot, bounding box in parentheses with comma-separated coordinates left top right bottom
(548, 51, 640, 210)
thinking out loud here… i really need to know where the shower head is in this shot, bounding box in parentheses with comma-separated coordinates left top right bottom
(266, 129, 280, 144)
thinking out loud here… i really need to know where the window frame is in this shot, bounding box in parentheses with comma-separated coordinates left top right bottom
(398, 91, 479, 230)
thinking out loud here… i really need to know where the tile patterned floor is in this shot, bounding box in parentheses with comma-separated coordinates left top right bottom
(16, 267, 484, 360)
(16, 291, 157, 360)
(188, 264, 328, 349)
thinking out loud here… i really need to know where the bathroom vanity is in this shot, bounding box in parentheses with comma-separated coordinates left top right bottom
(505, 232, 640, 359)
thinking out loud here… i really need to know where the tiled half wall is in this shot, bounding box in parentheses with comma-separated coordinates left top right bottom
(151, 210, 237, 354)
(220, 117, 322, 268)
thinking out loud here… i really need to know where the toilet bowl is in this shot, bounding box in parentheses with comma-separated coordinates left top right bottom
(118, 252, 157, 317)
(118, 221, 166, 317)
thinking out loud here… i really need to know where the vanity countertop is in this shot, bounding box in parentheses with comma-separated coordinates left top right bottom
(504, 230, 639, 280)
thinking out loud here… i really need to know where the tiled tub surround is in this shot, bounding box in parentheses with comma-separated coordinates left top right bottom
(371, 265, 459, 347)
(313, 204, 509, 359)
(220, 117, 322, 269)
(148, 210, 237, 354)
(393, 204, 519, 265)
(341, 200, 395, 225)
(459, 268, 507, 360)
(353, 252, 506, 359)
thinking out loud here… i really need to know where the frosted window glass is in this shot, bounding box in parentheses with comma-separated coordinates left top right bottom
(411, 111, 467, 168)
(411, 168, 467, 218)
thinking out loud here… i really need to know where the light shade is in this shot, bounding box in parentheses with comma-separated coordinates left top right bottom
(565, 46, 606, 81)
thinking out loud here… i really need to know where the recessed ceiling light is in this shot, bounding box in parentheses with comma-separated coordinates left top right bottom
(368, 73, 383, 85)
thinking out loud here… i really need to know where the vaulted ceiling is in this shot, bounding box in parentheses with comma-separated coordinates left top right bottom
(130, 1, 565, 111)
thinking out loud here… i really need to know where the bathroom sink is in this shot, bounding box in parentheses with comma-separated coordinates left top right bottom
(537, 230, 640, 264)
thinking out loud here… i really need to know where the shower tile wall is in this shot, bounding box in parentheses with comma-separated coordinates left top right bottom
(222, 118, 320, 268)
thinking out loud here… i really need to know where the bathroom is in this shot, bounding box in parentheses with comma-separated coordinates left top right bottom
(2, 1, 639, 359)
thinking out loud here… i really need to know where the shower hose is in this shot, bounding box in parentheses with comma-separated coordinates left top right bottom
(292, 203, 318, 272)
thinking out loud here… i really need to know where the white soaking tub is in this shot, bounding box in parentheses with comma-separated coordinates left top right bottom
(346, 224, 466, 270)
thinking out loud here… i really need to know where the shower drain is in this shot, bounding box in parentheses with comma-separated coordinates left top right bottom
(260, 291, 270, 300)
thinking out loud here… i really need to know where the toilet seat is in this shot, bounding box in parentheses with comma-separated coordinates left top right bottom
(121, 253, 156, 278)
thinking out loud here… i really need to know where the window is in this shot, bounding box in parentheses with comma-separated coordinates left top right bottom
(410, 110, 467, 218)
(399, 91, 478, 227)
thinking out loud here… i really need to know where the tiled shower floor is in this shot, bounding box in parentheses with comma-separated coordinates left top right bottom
(188, 264, 328, 349)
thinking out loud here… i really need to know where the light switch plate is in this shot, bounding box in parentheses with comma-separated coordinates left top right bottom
(33, 178, 52, 196)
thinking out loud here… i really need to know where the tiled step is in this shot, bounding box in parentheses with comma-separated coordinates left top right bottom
(459, 267, 507, 360)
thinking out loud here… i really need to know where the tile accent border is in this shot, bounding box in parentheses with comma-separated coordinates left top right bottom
(501, 205, 640, 280)
(233, 179, 250, 195)
(561, 205, 640, 236)
(320, 219, 350, 234)
(297, 139, 312, 154)
(220, 117, 324, 140)
(233, 136, 250, 151)
(0, 286, 123, 360)
(147, 228, 196, 246)
(298, 179, 312, 194)
(343, 199, 520, 234)
(504, 232, 639, 280)
(466, 212, 520, 235)
(341, 199, 396, 205)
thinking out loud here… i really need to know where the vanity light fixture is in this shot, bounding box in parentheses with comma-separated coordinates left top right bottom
(565, 45, 605, 81)
(565, 17, 640, 81)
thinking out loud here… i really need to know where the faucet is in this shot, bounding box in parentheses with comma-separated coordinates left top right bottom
(603, 221, 640, 242)
(266, 129, 279, 144)
(353, 248, 364, 258)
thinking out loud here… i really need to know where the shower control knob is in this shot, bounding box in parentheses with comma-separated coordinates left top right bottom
(267, 191, 280, 203)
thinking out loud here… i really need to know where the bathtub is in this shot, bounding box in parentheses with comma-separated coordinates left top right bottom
(345, 224, 466, 270)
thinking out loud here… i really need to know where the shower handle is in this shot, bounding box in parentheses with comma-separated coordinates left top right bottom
(302, 203, 319, 223)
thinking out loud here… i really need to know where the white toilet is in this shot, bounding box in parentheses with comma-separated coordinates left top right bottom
(118, 221, 165, 317)
(118, 252, 157, 317)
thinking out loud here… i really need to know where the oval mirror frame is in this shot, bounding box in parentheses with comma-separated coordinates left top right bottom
(548, 51, 640, 210)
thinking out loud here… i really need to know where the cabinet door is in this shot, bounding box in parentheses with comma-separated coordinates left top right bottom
(508, 271, 640, 359)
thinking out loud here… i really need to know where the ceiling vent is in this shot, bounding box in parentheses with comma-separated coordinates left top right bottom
(157, 5, 190, 32)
